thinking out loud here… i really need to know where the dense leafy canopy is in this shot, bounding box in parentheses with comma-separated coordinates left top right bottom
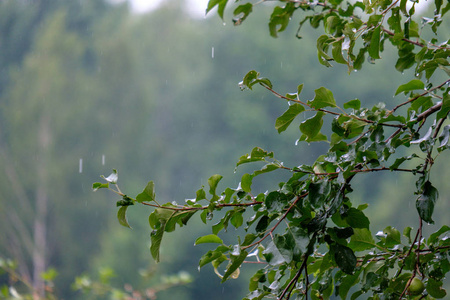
(93, 0, 449, 299)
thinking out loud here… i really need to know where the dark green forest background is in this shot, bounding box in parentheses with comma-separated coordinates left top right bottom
(0, 0, 448, 299)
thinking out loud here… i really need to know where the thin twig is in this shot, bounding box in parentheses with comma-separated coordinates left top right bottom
(242, 193, 307, 250)
(391, 79, 450, 114)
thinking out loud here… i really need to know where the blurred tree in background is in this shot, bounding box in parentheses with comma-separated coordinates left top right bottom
(0, 0, 448, 299)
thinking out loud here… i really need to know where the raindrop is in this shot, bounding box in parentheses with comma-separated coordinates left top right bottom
(102, 154, 105, 166)
(222, 22, 226, 26)
(231, 245, 241, 256)
(211, 47, 215, 58)
(79, 158, 83, 173)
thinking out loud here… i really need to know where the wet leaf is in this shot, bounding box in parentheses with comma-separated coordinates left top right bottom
(265, 191, 288, 213)
(383, 226, 401, 247)
(300, 111, 325, 141)
(308, 87, 337, 109)
(241, 173, 253, 193)
(195, 234, 224, 245)
(233, 3, 252, 25)
(92, 182, 109, 191)
(208, 174, 223, 199)
(428, 225, 450, 245)
(150, 226, 164, 262)
(395, 79, 425, 95)
(343, 99, 361, 110)
(136, 181, 155, 203)
(416, 181, 438, 224)
(308, 179, 331, 208)
(332, 244, 356, 274)
(275, 103, 305, 133)
(206, 0, 229, 19)
(348, 228, 375, 251)
(236, 147, 274, 167)
(117, 206, 131, 229)
(437, 93, 450, 120)
(345, 208, 370, 229)
(427, 278, 447, 298)
(263, 241, 286, 266)
(222, 250, 248, 282)
(368, 26, 381, 59)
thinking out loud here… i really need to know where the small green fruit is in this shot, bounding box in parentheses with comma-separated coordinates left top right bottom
(408, 277, 425, 296)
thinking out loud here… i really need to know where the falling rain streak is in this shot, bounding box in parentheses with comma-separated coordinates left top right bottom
(211, 47, 214, 58)
(102, 154, 105, 165)
(79, 158, 83, 173)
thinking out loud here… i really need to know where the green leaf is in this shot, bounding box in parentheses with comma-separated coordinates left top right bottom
(339, 272, 361, 299)
(195, 234, 224, 245)
(268, 5, 294, 38)
(345, 208, 370, 229)
(428, 225, 450, 245)
(332, 244, 357, 274)
(389, 154, 418, 170)
(438, 125, 450, 152)
(117, 206, 132, 229)
(382, 226, 401, 247)
(316, 35, 333, 67)
(165, 211, 196, 232)
(275, 103, 305, 133)
(332, 40, 347, 64)
(368, 26, 381, 59)
(136, 181, 155, 203)
(241, 233, 257, 247)
(208, 174, 223, 199)
(222, 250, 248, 282)
(343, 99, 361, 110)
(416, 181, 439, 224)
(206, 0, 228, 19)
(263, 241, 286, 266)
(395, 79, 425, 95)
(243, 70, 258, 88)
(196, 187, 207, 201)
(348, 228, 376, 251)
(92, 182, 109, 191)
(274, 232, 295, 263)
(300, 111, 325, 141)
(437, 93, 450, 120)
(253, 163, 280, 177)
(241, 173, 253, 193)
(236, 147, 274, 167)
(255, 215, 270, 233)
(199, 246, 229, 268)
(265, 191, 289, 213)
(233, 3, 252, 25)
(150, 227, 164, 262)
(230, 209, 244, 228)
(308, 179, 331, 208)
(427, 278, 447, 298)
(395, 52, 415, 72)
(297, 84, 304, 95)
(403, 227, 412, 244)
(308, 87, 337, 109)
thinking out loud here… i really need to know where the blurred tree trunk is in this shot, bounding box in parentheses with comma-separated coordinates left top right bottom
(32, 114, 51, 297)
